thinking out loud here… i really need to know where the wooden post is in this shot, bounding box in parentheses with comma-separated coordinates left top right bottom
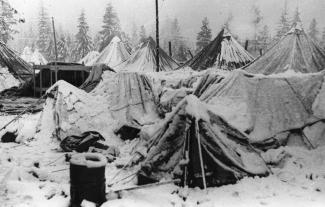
(195, 121, 207, 191)
(168, 41, 172, 57)
(52, 17, 59, 82)
(33, 67, 36, 97)
(155, 0, 160, 72)
(245, 40, 249, 51)
(39, 69, 42, 97)
(50, 69, 53, 85)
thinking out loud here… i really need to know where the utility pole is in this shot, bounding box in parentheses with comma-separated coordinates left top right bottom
(52, 17, 58, 82)
(155, 0, 160, 72)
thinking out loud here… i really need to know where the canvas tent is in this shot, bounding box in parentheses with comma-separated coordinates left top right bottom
(181, 29, 254, 71)
(197, 70, 325, 148)
(94, 36, 130, 67)
(36, 80, 120, 145)
(21, 47, 47, 65)
(0, 41, 33, 82)
(244, 22, 325, 75)
(92, 72, 160, 133)
(115, 37, 179, 72)
(133, 95, 268, 187)
(78, 51, 100, 66)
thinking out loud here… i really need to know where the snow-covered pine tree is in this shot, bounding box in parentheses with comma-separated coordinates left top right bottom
(0, 0, 18, 43)
(275, 0, 291, 39)
(57, 34, 69, 62)
(74, 10, 93, 61)
(292, 6, 301, 24)
(224, 13, 233, 32)
(139, 25, 147, 42)
(252, 5, 263, 51)
(65, 33, 74, 62)
(196, 17, 212, 53)
(257, 25, 271, 53)
(321, 28, 325, 48)
(37, 1, 51, 58)
(309, 18, 319, 41)
(131, 22, 138, 47)
(98, 3, 120, 51)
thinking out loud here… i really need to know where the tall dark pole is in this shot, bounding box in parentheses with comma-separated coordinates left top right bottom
(155, 0, 160, 72)
(52, 17, 58, 82)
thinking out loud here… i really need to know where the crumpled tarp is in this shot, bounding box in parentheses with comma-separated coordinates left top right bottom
(133, 95, 268, 187)
(198, 70, 325, 145)
(79, 64, 115, 92)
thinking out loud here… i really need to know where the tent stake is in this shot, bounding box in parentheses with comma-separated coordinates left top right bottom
(195, 121, 207, 192)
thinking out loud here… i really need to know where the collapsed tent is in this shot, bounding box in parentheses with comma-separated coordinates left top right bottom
(92, 72, 159, 133)
(181, 29, 254, 71)
(0, 41, 33, 82)
(36, 80, 120, 145)
(244, 22, 325, 75)
(133, 95, 268, 187)
(79, 64, 115, 92)
(115, 37, 179, 72)
(94, 36, 130, 67)
(78, 51, 100, 66)
(197, 70, 325, 148)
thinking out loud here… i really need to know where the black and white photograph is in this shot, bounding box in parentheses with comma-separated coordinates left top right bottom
(0, 0, 325, 206)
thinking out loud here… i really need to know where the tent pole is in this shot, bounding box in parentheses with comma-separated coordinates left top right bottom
(195, 121, 207, 192)
(155, 0, 160, 72)
(52, 17, 58, 82)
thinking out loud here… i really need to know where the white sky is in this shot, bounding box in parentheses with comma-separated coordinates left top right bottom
(8, 0, 325, 42)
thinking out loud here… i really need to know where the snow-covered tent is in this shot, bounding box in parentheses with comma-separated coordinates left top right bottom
(115, 37, 179, 72)
(0, 41, 32, 82)
(78, 51, 100, 66)
(181, 29, 254, 71)
(197, 70, 325, 148)
(244, 22, 325, 75)
(21, 47, 47, 65)
(132, 95, 269, 187)
(31, 49, 47, 65)
(94, 36, 130, 67)
(79, 64, 115, 92)
(36, 80, 120, 145)
(92, 72, 159, 131)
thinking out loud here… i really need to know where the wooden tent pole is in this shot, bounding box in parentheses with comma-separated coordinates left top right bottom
(52, 17, 58, 82)
(195, 120, 207, 192)
(155, 0, 160, 72)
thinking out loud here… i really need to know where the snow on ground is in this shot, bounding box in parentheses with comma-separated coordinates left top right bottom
(0, 67, 20, 92)
(0, 69, 325, 207)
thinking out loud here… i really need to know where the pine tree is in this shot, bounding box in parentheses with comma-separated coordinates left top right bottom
(57, 34, 68, 61)
(321, 28, 325, 48)
(292, 6, 301, 24)
(258, 25, 271, 52)
(275, 0, 291, 39)
(98, 3, 120, 51)
(252, 5, 263, 51)
(196, 17, 212, 52)
(309, 18, 319, 41)
(37, 1, 51, 58)
(0, 0, 18, 43)
(224, 13, 233, 31)
(131, 22, 138, 47)
(139, 25, 147, 42)
(74, 10, 93, 61)
(65, 33, 74, 62)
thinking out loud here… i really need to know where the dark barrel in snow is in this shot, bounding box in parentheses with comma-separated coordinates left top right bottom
(69, 153, 107, 207)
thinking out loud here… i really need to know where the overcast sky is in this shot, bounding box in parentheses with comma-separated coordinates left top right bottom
(9, 0, 325, 42)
